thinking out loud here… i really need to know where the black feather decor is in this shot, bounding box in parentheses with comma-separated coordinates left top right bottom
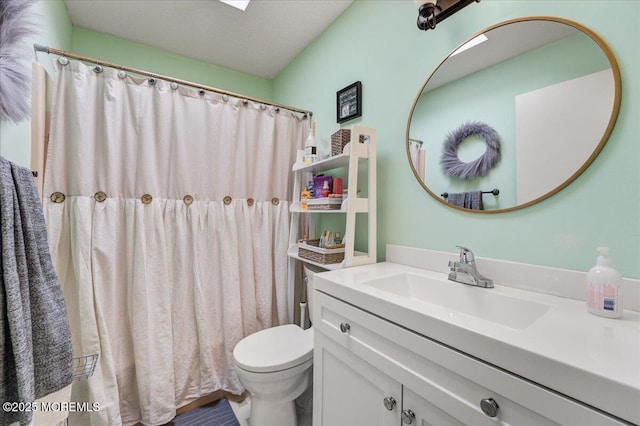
(0, 0, 38, 123)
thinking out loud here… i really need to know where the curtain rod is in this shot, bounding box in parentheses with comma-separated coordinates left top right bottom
(33, 43, 313, 117)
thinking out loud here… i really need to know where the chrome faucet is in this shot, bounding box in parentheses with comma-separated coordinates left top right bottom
(448, 246, 494, 288)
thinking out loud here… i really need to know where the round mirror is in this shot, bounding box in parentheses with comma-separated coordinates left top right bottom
(406, 17, 621, 213)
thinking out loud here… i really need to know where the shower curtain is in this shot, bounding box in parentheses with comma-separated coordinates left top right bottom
(408, 139, 425, 181)
(43, 60, 306, 426)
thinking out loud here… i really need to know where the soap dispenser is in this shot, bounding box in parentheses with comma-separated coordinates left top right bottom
(304, 121, 317, 165)
(586, 247, 623, 319)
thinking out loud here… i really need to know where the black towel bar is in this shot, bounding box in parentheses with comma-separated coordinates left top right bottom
(441, 188, 499, 199)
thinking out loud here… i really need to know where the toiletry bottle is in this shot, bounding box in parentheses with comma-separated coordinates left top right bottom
(322, 181, 330, 198)
(334, 232, 342, 245)
(301, 186, 311, 211)
(333, 177, 343, 195)
(307, 179, 314, 198)
(304, 121, 317, 165)
(587, 247, 623, 319)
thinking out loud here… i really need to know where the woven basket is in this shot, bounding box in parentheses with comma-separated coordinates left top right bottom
(331, 129, 351, 156)
(331, 129, 367, 156)
(298, 240, 345, 264)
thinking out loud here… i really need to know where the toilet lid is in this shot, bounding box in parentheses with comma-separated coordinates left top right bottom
(233, 324, 313, 373)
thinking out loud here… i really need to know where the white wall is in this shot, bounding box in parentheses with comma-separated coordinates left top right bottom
(515, 69, 614, 204)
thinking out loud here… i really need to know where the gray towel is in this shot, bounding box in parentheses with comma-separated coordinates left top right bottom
(467, 191, 483, 210)
(0, 156, 73, 426)
(446, 191, 483, 210)
(446, 192, 466, 207)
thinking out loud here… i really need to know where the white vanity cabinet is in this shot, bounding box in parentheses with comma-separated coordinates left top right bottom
(312, 290, 630, 426)
(314, 332, 400, 426)
(315, 332, 462, 426)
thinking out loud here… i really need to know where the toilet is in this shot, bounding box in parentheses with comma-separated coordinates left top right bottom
(233, 264, 322, 426)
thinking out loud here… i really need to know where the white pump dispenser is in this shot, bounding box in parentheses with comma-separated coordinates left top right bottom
(586, 247, 623, 318)
(304, 121, 316, 165)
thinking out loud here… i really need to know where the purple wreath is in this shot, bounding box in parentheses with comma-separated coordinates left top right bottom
(0, 0, 37, 123)
(440, 121, 501, 180)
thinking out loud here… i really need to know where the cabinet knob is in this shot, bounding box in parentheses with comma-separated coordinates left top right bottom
(339, 322, 351, 333)
(383, 396, 396, 411)
(401, 409, 415, 424)
(480, 398, 499, 418)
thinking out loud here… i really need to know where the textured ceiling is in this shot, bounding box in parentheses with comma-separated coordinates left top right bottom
(64, 0, 353, 79)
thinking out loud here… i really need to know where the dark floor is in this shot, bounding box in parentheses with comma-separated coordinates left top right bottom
(164, 399, 240, 426)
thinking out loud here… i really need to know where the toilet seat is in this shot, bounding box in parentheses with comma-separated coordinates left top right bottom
(233, 324, 313, 373)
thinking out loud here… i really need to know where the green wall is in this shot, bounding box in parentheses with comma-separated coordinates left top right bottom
(273, 0, 640, 278)
(71, 28, 272, 101)
(0, 0, 72, 166)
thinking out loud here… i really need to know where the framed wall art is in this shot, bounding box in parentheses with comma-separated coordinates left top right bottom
(336, 81, 362, 123)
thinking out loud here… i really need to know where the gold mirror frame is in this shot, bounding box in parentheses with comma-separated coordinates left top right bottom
(406, 16, 621, 214)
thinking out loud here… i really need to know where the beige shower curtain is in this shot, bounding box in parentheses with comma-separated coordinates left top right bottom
(43, 59, 306, 426)
(31, 61, 53, 202)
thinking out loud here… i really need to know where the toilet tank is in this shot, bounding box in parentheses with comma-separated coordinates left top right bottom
(303, 264, 324, 319)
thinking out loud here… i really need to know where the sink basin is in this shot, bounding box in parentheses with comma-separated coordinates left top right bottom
(362, 273, 550, 330)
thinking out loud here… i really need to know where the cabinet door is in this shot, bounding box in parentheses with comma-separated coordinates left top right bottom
(313, 332, 400, 426)
(402, 387, 464, 426)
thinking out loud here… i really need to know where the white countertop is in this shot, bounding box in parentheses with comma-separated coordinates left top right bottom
(314, 261, 640, 424)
